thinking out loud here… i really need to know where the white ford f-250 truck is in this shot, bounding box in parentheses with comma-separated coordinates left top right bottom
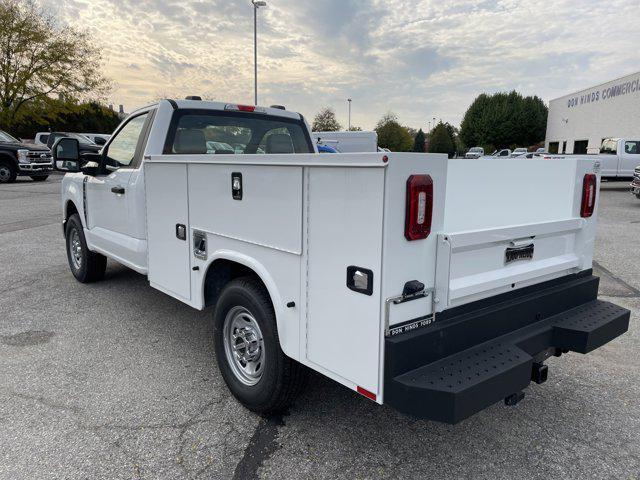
(53, 99, 630, 424)
(598, 137, 640, 178)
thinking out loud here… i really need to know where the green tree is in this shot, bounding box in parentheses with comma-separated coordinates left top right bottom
(11, 100, 121, 139)
(413, 128, 426, 152)
(312, 107, 342, 131)
(428, 122, 455, 158)
(0, 0, 110, 130)
(375, 112, 413, 152)
(348, 125, 362, 131)
(459, 91, 547, 151)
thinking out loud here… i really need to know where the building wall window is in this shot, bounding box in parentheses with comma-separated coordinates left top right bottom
(574, 140, 589, 154)
(549, 142, 559, 154)
(562, 141, 567, 153)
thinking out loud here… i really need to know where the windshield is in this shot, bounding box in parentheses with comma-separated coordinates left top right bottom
(0, 130, 19, 143)
(469, 147, 482, 153)
(166, 110, 313, 155)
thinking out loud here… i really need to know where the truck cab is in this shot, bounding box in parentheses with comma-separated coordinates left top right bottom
(599, 137, 640, 177)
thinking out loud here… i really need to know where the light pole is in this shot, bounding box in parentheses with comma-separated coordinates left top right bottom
(432, 117, 436, 129)
(347, 98, 352, 130)
(252, 0, 267, 105)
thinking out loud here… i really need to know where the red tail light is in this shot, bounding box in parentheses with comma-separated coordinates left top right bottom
(405, 175, 433, 241)
(580, 173, 597, 218)
(237, 105, 256, 112)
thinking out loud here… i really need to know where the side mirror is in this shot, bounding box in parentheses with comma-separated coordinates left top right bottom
(52, 137, 81, 172)
(94, 137, 106, 146)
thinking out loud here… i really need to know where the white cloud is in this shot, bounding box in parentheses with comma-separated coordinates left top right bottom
(40, 0, 640, 129)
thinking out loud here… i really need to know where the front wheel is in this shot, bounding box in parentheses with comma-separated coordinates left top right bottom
(214, 277, 307, 414)
(0, 161, 17, 183)
(65, 214, 107, 283)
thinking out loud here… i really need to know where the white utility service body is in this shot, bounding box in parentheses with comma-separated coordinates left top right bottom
(57, 100, 629, 424)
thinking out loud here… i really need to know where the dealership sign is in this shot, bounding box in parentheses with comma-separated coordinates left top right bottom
(567, 76, 640, 108)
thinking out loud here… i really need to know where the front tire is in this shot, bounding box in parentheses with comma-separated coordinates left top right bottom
(65, 214, 107, 283)
(214, 277, 307, 414)
(0, 161, 17, 184)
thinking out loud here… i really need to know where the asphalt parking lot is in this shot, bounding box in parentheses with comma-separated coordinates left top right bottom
(1, 175, 639, 480)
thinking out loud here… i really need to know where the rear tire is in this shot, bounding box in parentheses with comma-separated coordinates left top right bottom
(0, 161, 17, 184)
(214, 277, 307, 414)
(65, 214, 107, 283)
(30, 175, 49, 182)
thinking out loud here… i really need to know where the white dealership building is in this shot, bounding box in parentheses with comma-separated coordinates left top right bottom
(545, 71, 640, 154)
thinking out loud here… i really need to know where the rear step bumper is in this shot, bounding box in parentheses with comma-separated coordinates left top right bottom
(384, 273, 630, 424)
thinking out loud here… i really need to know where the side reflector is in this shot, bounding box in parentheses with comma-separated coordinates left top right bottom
(405, 174, 433, 241)
(357, 386, 376, 401)
(580, 173, 597, 218)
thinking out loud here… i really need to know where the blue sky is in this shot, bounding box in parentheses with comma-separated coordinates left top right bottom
(42, 0, 640, 130)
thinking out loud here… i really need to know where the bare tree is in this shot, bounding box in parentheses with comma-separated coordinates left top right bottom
(0, 0, 110, 129)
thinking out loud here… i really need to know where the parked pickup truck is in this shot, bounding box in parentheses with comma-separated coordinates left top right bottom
(52, 99, 630, 424)
(465, 147, 484, 159)
(0, 129, 52, 183)
(598, 138, 640, 178)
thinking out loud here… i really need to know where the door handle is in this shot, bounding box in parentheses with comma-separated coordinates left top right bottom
(111, 186, 125, 195)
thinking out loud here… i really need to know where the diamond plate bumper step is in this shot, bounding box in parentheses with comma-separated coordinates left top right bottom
(384, 275, 630, 424)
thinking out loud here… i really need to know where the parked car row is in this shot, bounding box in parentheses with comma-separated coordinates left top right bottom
(0, 130, 53, 183)
(0, 129, 111, 183)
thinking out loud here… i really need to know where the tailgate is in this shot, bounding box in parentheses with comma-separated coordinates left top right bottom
(435, 158, 600, 310)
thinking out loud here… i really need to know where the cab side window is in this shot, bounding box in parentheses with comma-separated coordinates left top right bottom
(624, 141, 639, 155)
(104, 113, 148, 169)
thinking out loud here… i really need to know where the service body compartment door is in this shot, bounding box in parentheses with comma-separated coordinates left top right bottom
(145, 163, 192, 302)
(305, 166, 385, 393)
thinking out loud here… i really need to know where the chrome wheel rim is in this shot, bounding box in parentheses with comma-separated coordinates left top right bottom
(69, 228, 82, 270)
(0, 165, 11, 182)
(223, 306, 265, 386)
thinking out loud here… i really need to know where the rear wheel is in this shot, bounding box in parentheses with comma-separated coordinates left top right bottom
(0, 161, 16, 184)
(30, 175, 49, 182)
(214, 277, 307, 414)
(65, 214, 107, 283)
